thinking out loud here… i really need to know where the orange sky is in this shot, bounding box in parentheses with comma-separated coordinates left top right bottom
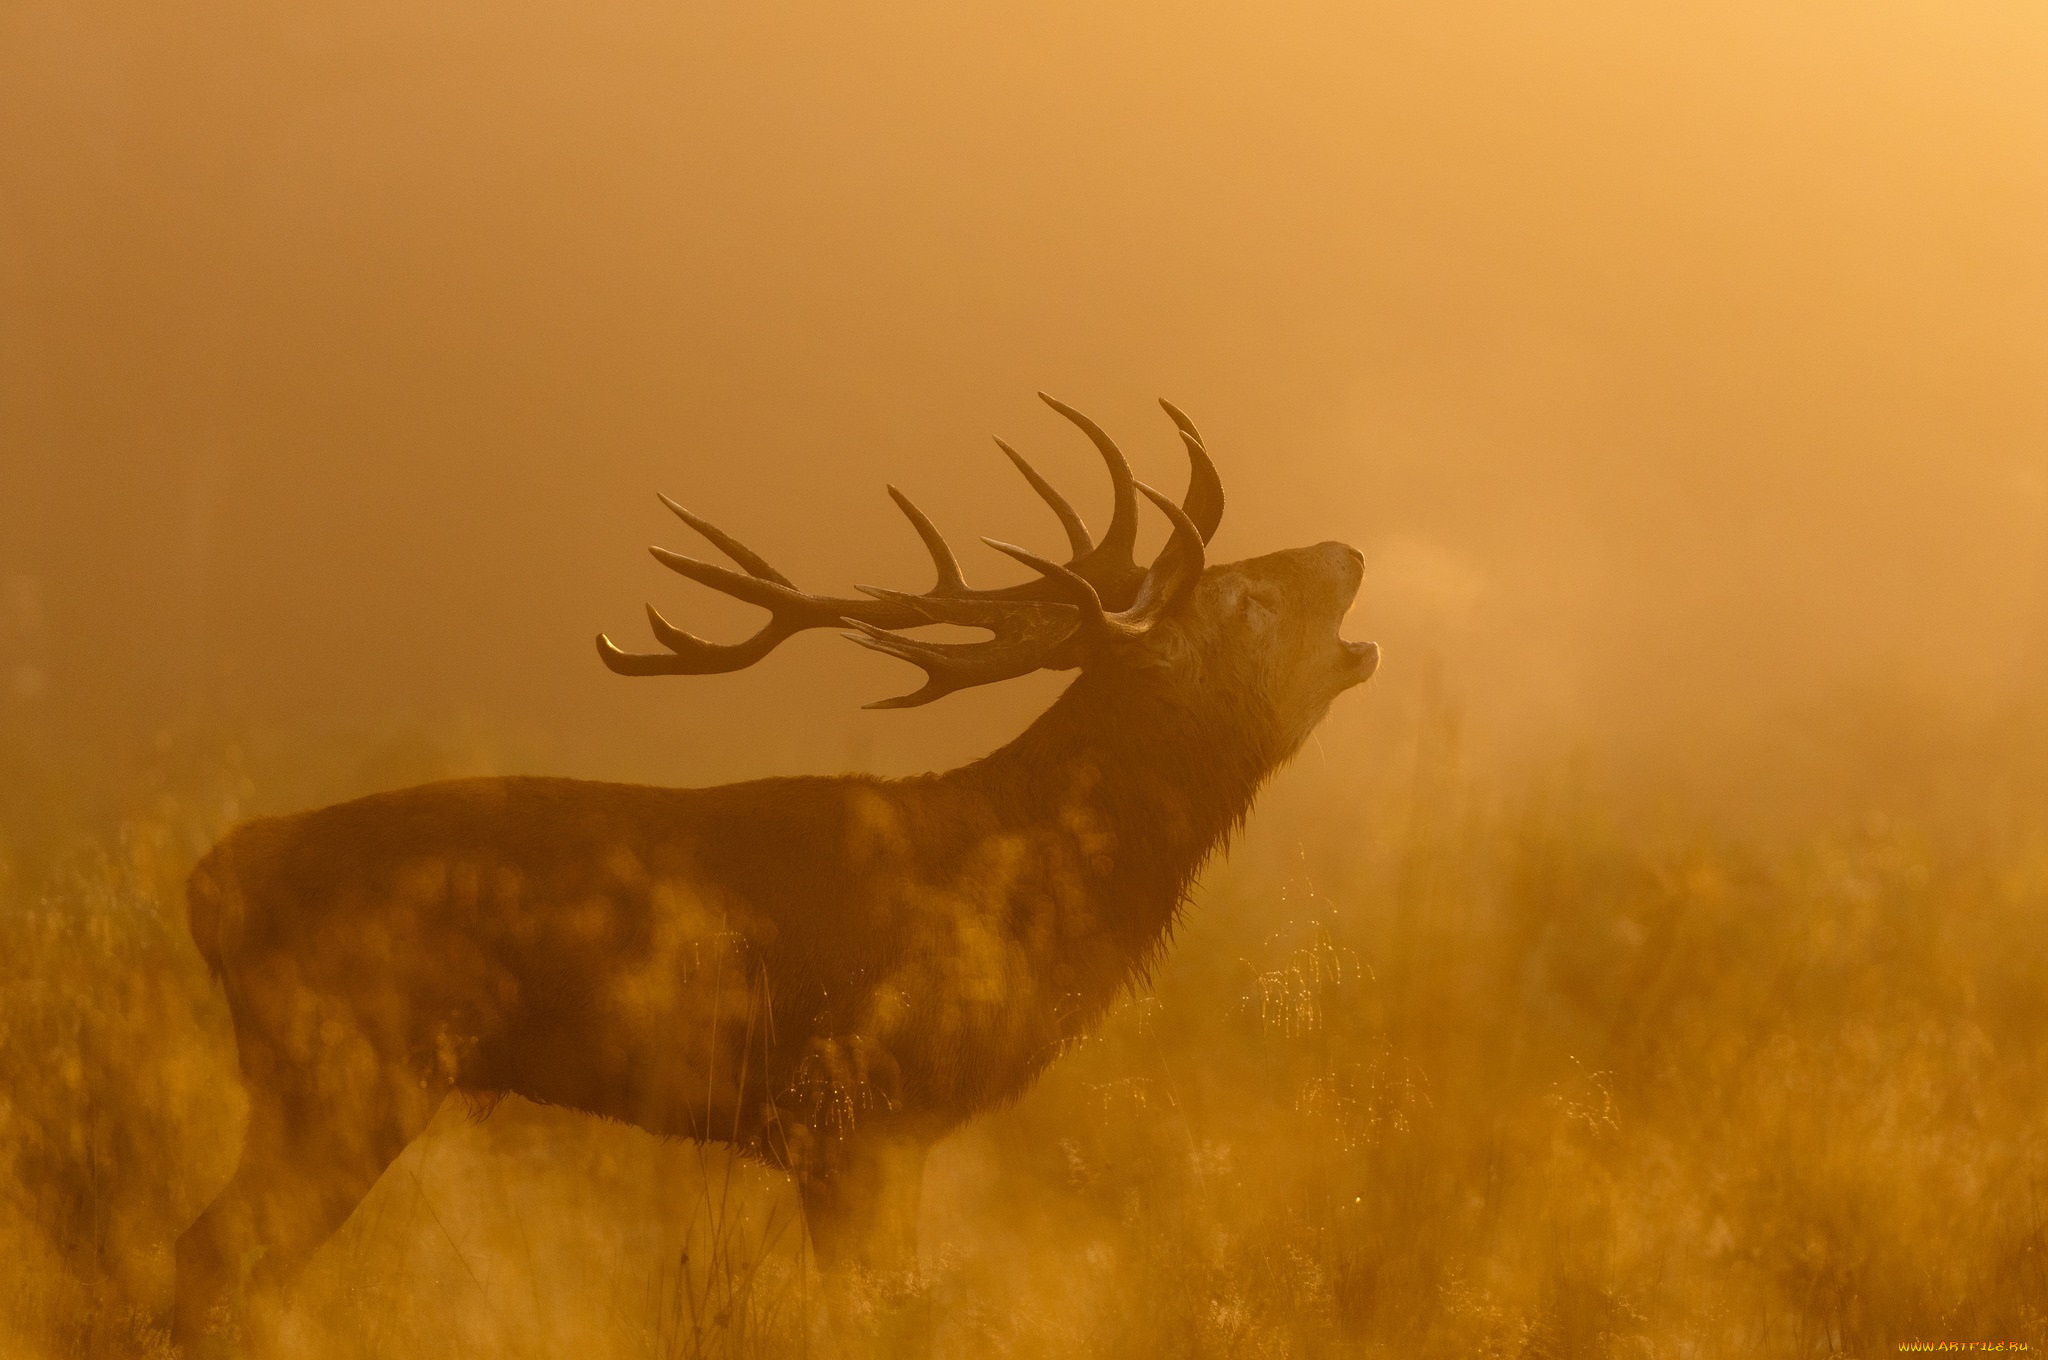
(4, 0, 2045, 796)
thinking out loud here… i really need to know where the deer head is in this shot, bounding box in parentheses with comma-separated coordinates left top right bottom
(597, 394, 1378, 749)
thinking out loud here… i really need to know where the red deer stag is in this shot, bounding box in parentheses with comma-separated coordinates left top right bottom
(171, 395, 1379, 1351)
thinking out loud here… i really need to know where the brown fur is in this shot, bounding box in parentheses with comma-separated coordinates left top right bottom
(170, 540, 1377, 1352)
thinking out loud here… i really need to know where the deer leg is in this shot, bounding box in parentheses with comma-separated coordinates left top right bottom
(173, 1035, 447, 1356)
(800, 1129, 933, 1356)
(171, 1154, 263, 1358)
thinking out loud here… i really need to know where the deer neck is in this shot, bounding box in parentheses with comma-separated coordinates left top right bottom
(948, 665, 1282, 971)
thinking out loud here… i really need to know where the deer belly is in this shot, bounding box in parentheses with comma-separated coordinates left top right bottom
(463, 956, 786, 1145)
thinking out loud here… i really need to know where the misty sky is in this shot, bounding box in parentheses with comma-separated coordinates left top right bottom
(4, 1, 2045, 797)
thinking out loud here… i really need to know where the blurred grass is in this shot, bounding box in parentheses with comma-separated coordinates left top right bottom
(5, 701, 2048, 1357)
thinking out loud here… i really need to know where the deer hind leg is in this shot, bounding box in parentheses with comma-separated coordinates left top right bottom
(799, 1128, 934, 1357)
(172, 1027, 449, 1357)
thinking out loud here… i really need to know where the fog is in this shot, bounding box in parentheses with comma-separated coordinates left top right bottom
(7, 5, 2048, 1357)
(7, 0, 2043, 803)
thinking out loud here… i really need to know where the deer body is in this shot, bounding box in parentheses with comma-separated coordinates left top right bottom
(171, 398, 1377, 1354)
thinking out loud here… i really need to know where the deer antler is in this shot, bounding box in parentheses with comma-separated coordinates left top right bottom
(1158, 398, 1224, 546)
(990, 393, 1223, 576)
(840, 597, 1083, 709)
(980, 483, 1207, 642)
(596, 399, 1224, 703)
(849, 481, 1207, 708)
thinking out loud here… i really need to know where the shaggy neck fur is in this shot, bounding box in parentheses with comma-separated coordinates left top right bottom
(948, 658, 1286, 988)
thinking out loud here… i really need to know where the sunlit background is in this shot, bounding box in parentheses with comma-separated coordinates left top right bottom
(5, 3, 2048, 1356)
(8, 0, 2044, 803)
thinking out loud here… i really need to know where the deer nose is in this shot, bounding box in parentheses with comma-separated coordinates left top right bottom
(1315, 541, 1366, 587)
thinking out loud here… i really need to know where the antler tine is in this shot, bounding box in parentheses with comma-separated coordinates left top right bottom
(596, 610, 800, 675)
(970, 486, 1204, 652)
(646, 602, 743, 656)
(656, 494, 796, 587)
(1037, 393, 1143, 603)
(886, 486, 968, 594)
(598, 502, 931, 676)
(1120, 482, 1208, 625)
(842, 599, 1084, 708)
(986, 473, 1205, 627)
(979, 537, 1115, 635)
(1158, 400, 1225, 546)
(971, 477, 1203, 648)
(993, 437, 1094, 559)
(1157, 398, 1203, 447)
(648, 546, 809, 612)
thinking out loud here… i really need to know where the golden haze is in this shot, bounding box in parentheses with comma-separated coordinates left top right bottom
(3, 1, 2047, 1356)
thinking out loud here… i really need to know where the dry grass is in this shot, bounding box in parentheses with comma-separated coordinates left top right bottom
(5, 707, 2048, 1358)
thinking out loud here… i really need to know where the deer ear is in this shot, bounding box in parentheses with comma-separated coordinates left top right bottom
(1226, 579, 1279, 628)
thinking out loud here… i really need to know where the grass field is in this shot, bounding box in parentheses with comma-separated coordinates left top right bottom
(5, 702, 2047, 1358)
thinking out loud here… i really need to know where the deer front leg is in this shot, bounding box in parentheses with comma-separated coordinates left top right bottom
(172, 1009, 452, 1357)
(799, 1127, 933, 1356)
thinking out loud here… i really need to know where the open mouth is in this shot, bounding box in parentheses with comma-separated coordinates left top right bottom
(1332, 555, 1376, 682)
(1332, 598, 1379, 682)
